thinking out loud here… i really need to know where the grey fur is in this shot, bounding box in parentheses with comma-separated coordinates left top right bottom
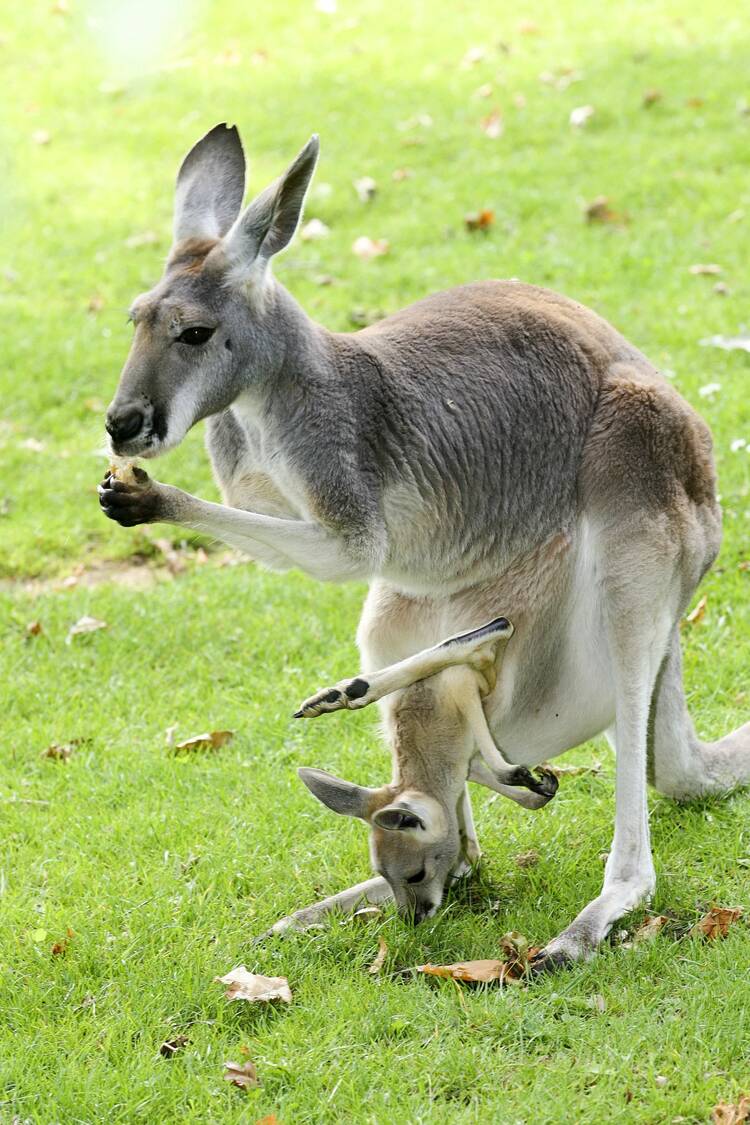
(99, 124, 750, 965)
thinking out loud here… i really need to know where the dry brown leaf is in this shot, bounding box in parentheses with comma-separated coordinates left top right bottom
(223, 1060, 259, 1089)
(124, 230, 158, 249)
(419, 959, 506, 983)
(160, 1034, 190, 1057)
(171, 730, 233, 755)
(690, 905, 743, 941)
(461, 45, 488, 68)
(26, 620, 43, 637)
(255, 1117, 279, 1125)
(542, 760, 601, 778)
(216, 965, 292, 1004)
(87, 294, 105, 313)
(633, 915, 668, 943)
(41, 743, 75, 762)
(712, 1096, 750, 1125)
(642, 88, 662, 107)
(684, 595, 707, 626)
(392, 168, 413, 182)
(689, 263, 722, 276)
(464, 209, 495, 232)
(299, 218, 330, 241)
(686, 96, 704, 108)
(31, 129, 51, 146)
(569, 105, 595, 128)
(66, 615, 107, 643)
(352, 236, 389, 260)
(353, 176, 377, 202)
(214, 44, 242, 67)
(584, 195, 622, 224)
(51, 927, 74, 955)
(514, 849, 540, 868)
(480, 109, 503, 139)
(368, 936, 388, 975)
(419, 932, 538, 985)
(350, 906, 383, 924)
(475, 83, 493, 99)
(518, 19, 540, 34)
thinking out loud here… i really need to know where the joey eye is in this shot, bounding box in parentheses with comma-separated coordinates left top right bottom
(406, 867, 426, 885)
(178, 326, 215, 346)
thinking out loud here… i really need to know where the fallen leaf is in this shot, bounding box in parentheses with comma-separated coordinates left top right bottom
(392, 167, 413, 182)
(584, 195, 621, 224)
(368, 936, 388, 974)
(712, 1096, 750, 1124)
(314, 274, 335, 286)
(299, 218, 330, 241)
(475, 82, 493, 98)
(686, 96, 704, 108)
(569, 104, 595, 127)
(41, 743, 75, 762)
(690, 904, 743, 940)
(353, 176, 377, 203)
(352, 236, 389, 260)
(124, 230, 158, 249)
(350, 906, 383, 924)
(684, 595, 708, 626)
(20, 437, 45, 452)
(66, 615, 107, 643)
(255, 1117, 279, 1125)
(642, 88, 662, 107)
(87, 294, 105, 313)
(464, 208, 495, 232)
(214, 43, 242, 66)
(250, 49, 269, 66)
(31, 129, 51, 145)
(714, 281, 730, 296)
(216, 965, 292, 1004)
(223, 1060, 259, 1089)
(480, 109, 503, 139)
(171, 730, 234, 755)
(419, 959, 505, 983)
(51, 0, 69, 12)
(514, 849, 540, 868)
(655, 1075, 668, 1088)
(26, 620, 43, 637)
(698, 383, 721, 399)
(542, 760, 601, 778)
(461, 45, 487, 68)
(689, 263, 722, 276)
(51, 927, 74, 956)
(518, 19, 540, 34)
(699, 334, 750, 353)
(160, 1034, 190, 1057)
(419, 932, 538, 985)
(633, 915, 668, 943)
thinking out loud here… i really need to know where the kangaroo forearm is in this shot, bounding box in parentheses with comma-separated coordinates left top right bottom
(160, 486, 372, 581)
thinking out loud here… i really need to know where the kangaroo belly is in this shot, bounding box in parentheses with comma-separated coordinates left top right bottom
(485, 518, 615, 764)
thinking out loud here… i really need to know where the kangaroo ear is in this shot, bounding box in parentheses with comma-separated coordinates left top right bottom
(297, 766, 377, 820)
(223, 135, 319, 273)
(173, 123, 246, 243)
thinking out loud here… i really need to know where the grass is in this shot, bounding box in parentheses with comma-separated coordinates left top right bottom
(1, 0, 750, 1120)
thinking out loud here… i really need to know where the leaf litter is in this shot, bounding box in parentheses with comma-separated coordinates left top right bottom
(418, 931, 539, 985)
(368, 936, 388, 975)
(169, 730, 234, 755)
(216, 965, 292, 1004)
(223, 1060, 260, 1089)
(690, 905, 743, 940)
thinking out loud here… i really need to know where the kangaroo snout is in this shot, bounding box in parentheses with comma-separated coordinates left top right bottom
(105, 404, 146, 445)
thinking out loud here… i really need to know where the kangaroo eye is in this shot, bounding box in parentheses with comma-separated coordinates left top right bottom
(406, 867, 426, 885)
(178, 326, 215, 346)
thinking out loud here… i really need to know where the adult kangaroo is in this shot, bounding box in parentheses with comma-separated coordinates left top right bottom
(99, 123, 749, 969)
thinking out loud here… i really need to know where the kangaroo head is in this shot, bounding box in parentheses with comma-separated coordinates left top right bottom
(106, 123, 319, 457)
(297, 768, 463, 923)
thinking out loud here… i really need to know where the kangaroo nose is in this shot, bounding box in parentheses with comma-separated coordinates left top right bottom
(106, 405, 144, 444)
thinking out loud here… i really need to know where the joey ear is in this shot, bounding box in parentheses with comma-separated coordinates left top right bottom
(173, 123, 246, 243)
(372, 804, 426, 832)
(297, 766, 377, 820)
(223, 134, 319, 273)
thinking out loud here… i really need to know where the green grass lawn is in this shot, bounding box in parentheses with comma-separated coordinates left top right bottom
(2, 0, 750, 1120)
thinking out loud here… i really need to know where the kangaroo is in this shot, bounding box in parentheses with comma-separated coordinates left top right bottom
(99, 123, 750, 969)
